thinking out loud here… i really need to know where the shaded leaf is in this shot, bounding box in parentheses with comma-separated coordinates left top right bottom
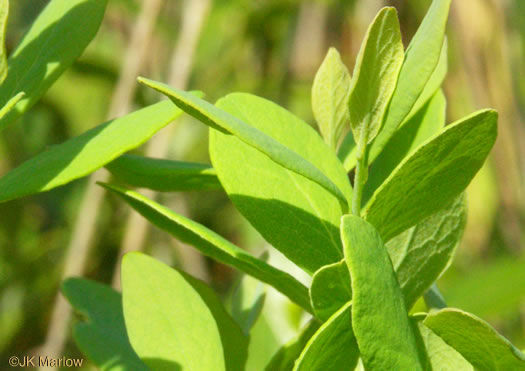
(293, 303, 359, 370)
(348, 7, 404, 145)
(311, 47, 351, 148)
(0, 0, 108, 129)
(0, 101, 182, 203)
(106, 154, 222, 192)
(424, 309, 525, 371)
(209, 92, 351, 274)
(62, 278, 147, 371)
(264, 320, 320, 371)
(230, 273, 266, 336)
(342, 215, 422, 370)
(139, 77, 349, 211)
(122, 253, 248, 371)
(365, 109, 497, 242)
(101, 183, 312, 313)
(309, 260, 350, 322)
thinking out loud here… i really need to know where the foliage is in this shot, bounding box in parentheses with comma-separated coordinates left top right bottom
(2, 0, 524, 370)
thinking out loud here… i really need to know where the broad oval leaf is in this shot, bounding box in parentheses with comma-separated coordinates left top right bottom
(0, 0, 108, 130)
(106, 154, 222, 192)
(0, 0, 8, 84)
(367, 0, 452, 166)
(309, 260, 350, 322)
(342, 215, 422, 370)
(293, 303, 359, 370)
(0, 101, 182, 203)
(424, 309, 525, 371)
(365, 109, 497, 242)
(311, 47, 351, 148)
(348, 7, 404, 145)
(209, 92, 352, 274)
(139, 77, 349, 210)
(122, 252, 248, 371)
(62, 278, 147, 371)
(101, 183, 312, 313)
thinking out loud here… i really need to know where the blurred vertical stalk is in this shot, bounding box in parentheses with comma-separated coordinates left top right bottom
(452, 0, 523, 251)
(40, 0, 163, 366)
(111, 0, 212, 289)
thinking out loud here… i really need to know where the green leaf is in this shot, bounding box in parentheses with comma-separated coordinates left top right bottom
(62, 278, 147, 371)
(0, 0, 8, 84)
(387, 195, 466, 309)
(309, 260, 350, 322)
(230, 273, 266, 336)
(293, 303, 359, 370)
(363, 90, 446, 206)
(122, 252, 247, 371)
(101, 183, 312, 313)
(412, 314, 473, 370)
(139, 77, 350, 211)
(264, 320, 320, 371)
(342, 215, 422, 370)
(106, 154, 222, 192)
(311, 47, 351, 148)
(0, 101, 182, 203)
(0, 92, 24, 121)
(348, 7, 404, 145)
(309, 195, 465, 321)
(367, 0, 452, 167)
(0, 0, 108, 130)
(424, 309, 525, 371)
(365, 109, 497, 242)
(209, 93, 352, 274)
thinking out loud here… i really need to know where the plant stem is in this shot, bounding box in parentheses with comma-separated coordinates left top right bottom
(423, 284, 447, 311)
(352, 128, 369, 216)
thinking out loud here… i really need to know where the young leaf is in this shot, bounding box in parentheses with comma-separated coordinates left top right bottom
(209, 92, 351, 274)
(365, 109, 497, 242)
(387, 195, 466, 309)
(0, 101, 182, 203)
(424, 309, 525, 370)
(139, 77, 350, 211)
(309, 260, 350, 322)
(363, 90, 446, 206)
(367, 0, 452, 167)
(348, 7, 404, 145)
(101, 183, 313, 313)
(230, 273, 266, 336)
(122, 252, 247, 371)
(264, 320, 320, 371)
(293, 303, 359, 370)
(0, 0, 108, 130)
(412, 314, 473, 370)
(62, 278, 147, 371)
(106, 154, 222, 192)
(0, 0, 8, 84)
(311, 47, 351, 148)
(342, 215, 422, 370)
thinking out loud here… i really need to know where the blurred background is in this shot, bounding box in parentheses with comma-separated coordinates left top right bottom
(0, 0, 524, 369)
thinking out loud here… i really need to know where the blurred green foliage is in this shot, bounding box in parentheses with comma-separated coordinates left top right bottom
(1, 0, 524, 368)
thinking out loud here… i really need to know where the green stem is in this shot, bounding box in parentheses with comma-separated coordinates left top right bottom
(423, 284, 447, 311)
(352, 129, 369, 216)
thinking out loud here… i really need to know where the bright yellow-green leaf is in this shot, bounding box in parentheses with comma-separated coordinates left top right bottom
(347, 7, 404, 145)
(311, 47, 351, 148)
(342, 215, 423, 370)
(0, 0, 8, 84)
(0, 0, 108, 130)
